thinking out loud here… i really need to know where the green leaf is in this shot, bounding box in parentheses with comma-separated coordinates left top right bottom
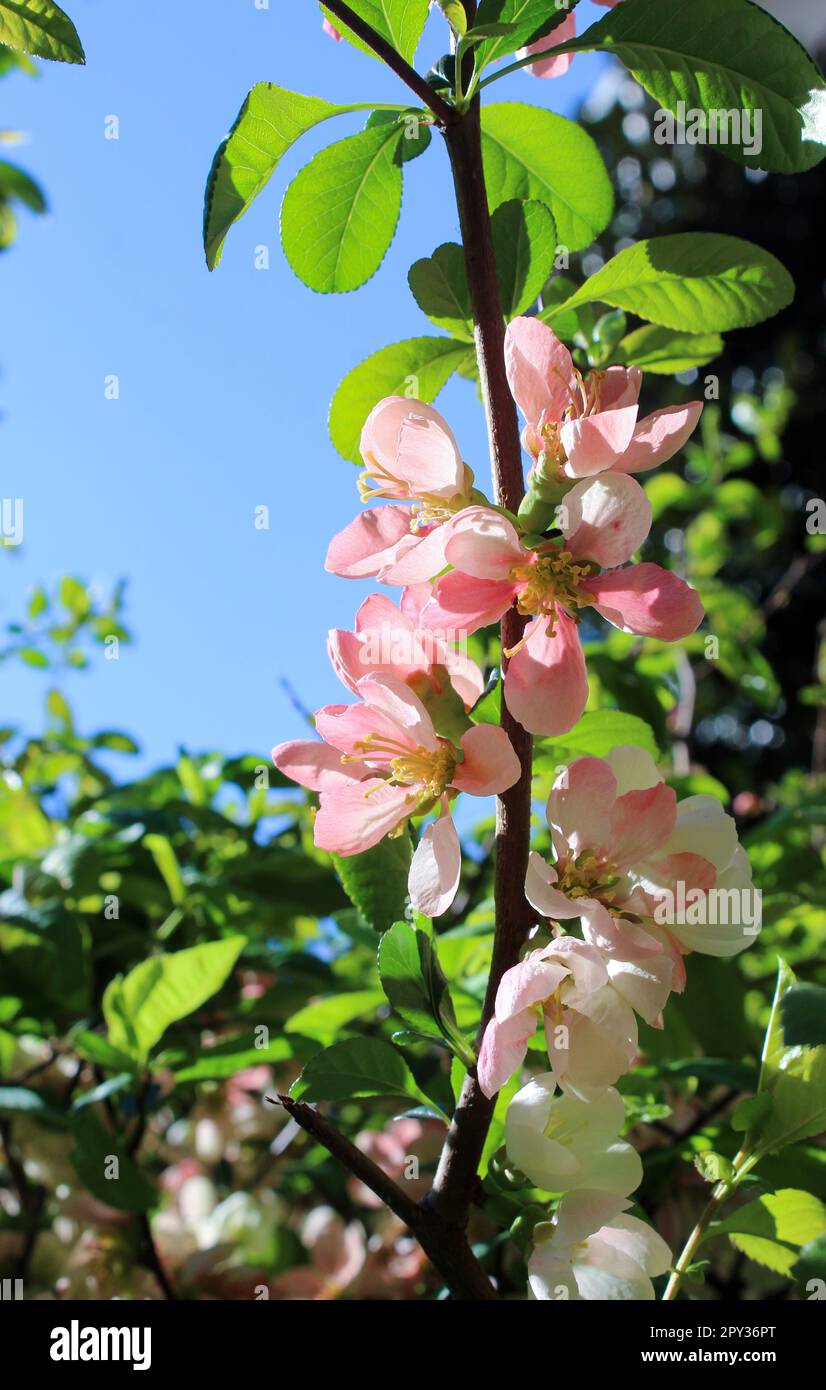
(364, 109, 432, 163)
(203, 85, 370, 269)
(319, 0, 430, 65)
(333, 834, 411, 932)
(473, 0, 581, 70)
(70, 1030, 139, 1076)
(0, 1, 84, 64)
(103, 936, 246, 1064)
(69, 1115, 155, 1212)
(481, 103, 613, 251)
(330, 336, 473, 462)
(550, 234, 794, 332)
(290, 1036, 441, 1114)
(713, 1189, 826, 1273)
(409, 243, 474, 340)
(379, 921, 472, 1062)
(284, 990, 385, 1043)
(173, 1036, 300, 1083)
(546, 0, 826, 174)
(533, 709, 659, 766)
(782, 984, 826, 1048)
(492, 198, 556, 318)
(748, 960, 826, 1157)
(143, 833, 186, 907)
(0, 159, 46, 211)
(612, 324, 724, 374)
(281, 122, 405, 293)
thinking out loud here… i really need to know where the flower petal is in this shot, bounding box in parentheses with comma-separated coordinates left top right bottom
(453, 724, 521, 796)
(315, 780, 412, 855)
(560, 405, 640, 478)
(408, 814, 461, 917)
(325, 506, 413, 578)
(525, 852, 583, 920)
(610, 781, 677, 866)
(442, 505, 524, 579)
(504, 611, 588, 736)
(379, 522, 450, 585)
(360, 397, 462, 495)
(272, 739, 370, 791)
(614, 401, 703, 474)
(562, 473, 653, 568)
(477, 1012, 536, 1098)
(518, 11, 577, 78)
(546, 755, 617, 858)
(505, 316, 575, 431)
(585, 563, 704, 641)
(495, 953, 571, 1023)
(420, 570, 516, 636)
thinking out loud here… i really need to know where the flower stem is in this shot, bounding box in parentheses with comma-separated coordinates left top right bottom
(662, 1148, 754, 1300)
(427, 95, 534, 1229)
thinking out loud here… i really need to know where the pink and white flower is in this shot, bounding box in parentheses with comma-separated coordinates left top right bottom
(325, 397, 475, 585)
(528, 1191, 671, 1301)
(506, 315, 702, 491)
(327, 589, 484, 710)
(505, 1077, 642, 1194)
(418, 505, 702, 736)
(526, 745, 758, 986)
(477, 932, 672, 1099)
(272, 672, 520, 916)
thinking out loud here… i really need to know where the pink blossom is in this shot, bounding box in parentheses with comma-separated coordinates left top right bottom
(477, 930, 672, 1098)
(525, 744, 757, 977)
(322, 18, 342, 42)
(273, 672, 520, 916)
(418, 505, 702, 736)
(325, 397, 475, 585)
(529, 1191, 671, 1300)
(519, 0, 626, 82)
(327, 589, 484, 709)
(506, 316, 703, 492)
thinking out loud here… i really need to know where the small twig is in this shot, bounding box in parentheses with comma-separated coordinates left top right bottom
(272, 1096, 498, 1299)
(0, 1117, 46, 1283)
(317, 0, 455, 126)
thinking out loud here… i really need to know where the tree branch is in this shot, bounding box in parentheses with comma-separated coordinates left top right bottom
(427, 100, 534, 1228)
(275, 1097, 498, 1299)
(317, 0, 455, 126)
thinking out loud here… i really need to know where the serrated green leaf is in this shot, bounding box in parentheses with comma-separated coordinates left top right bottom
(612, 324, 724, 374)
(792, 1235, 826, 1288)
(319, 0, 430, 65)
(204, 85, 371, 269)
(329, 336, 473, 462)
(290, 1035, 441, 1115)
(103, 936, 246, 1063)
(281, 123, 405, 293)
(481, 103, 613, 251)
(333, 833, 411, 932)
(545, 0, 826, 174)
(0, 1, 84, 64)
(550, 234, 793, 333)
(718, 1188, 826, 1246)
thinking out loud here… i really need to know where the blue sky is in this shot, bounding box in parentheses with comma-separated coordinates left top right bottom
(1, 0, 609, 771)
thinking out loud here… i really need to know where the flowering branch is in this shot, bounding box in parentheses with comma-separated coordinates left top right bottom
(317, 0, 455, 125)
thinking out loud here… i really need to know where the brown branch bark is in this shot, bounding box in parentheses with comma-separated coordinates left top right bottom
(426, 99, 534, 1230)
(275, 1098, 498, 1299)
(317, 0, 455, 126)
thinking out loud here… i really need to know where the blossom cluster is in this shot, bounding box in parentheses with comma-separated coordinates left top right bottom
(273, 315, 759, 1297)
